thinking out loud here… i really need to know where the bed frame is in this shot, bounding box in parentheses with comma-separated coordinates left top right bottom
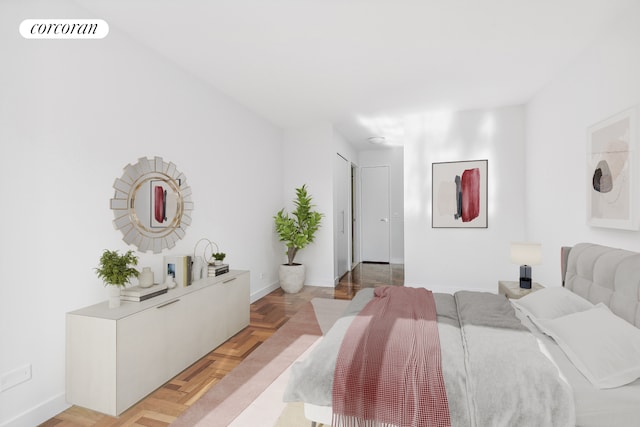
(562, 242, 640, 327)
(304, 404, 332, 427)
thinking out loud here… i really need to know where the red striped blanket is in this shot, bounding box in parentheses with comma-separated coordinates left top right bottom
(332, 286, 451, 427)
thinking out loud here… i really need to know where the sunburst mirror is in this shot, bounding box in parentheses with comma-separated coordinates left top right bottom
(110, 156, 193, 253)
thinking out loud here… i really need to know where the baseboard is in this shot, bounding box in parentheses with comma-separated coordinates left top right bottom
(1, 393, 69, 427)
(304, 275, 335, 287)
(250, 276, 337, 302)
(250, 281, 280, 303)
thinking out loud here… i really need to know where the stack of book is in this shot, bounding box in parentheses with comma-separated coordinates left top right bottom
(120, 284, 169, 302)
(207, 263, 229, 277)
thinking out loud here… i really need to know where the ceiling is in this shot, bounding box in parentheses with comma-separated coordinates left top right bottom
(80, 0, 635, 150)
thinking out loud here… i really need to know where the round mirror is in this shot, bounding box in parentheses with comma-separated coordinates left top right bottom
(110, 156, 193, 253)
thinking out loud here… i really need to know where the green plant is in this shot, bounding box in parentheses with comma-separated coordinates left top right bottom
(274, 184, 323, 265)
(213, 252, 226, 261)
(95, 249, 139, 287)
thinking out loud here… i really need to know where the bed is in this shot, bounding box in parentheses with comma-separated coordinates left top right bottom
(284, 242, 640, 427)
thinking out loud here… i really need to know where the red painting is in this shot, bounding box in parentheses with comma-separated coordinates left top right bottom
(432, 160, 487, 228)
(460, 168, 480, 222)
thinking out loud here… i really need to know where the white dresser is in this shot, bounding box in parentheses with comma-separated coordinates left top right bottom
(66, 270, 250, 416)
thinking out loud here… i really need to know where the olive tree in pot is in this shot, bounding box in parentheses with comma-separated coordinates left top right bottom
(274, 184, 323, 293)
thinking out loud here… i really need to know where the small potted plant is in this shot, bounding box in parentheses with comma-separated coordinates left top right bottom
(212, 252, 226, 266)
(96, 249, 139, 308)
(274, 184, 323, 293)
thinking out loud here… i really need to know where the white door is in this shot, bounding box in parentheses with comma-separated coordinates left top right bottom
(334, 153, 350, 281)
(361, 166, 390, 263)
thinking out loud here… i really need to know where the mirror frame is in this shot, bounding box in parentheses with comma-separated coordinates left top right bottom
(110, 156, 193, 253)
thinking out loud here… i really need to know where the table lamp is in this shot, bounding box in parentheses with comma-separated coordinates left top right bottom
(510, 242, 542, 289)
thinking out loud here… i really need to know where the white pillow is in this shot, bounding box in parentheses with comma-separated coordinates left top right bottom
(533, 304, 640, 389)
(511, 287, 593, 319)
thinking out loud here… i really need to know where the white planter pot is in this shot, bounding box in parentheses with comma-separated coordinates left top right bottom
(108, 286, 121, 308)
(279, 264, 305, 293)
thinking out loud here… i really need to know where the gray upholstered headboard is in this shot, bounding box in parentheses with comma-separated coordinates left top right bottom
(562, 243, 640, 328)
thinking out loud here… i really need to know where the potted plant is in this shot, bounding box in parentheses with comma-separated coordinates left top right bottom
(212, 252, 226, 266)
(95, 249, 139, 308)
(274, 184, 323, 293)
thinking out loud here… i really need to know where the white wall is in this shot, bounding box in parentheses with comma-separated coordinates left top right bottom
(404, 106, 526, 292)
(526, 3, 640, 287)
(359, 148, 405, 264)
(282, 123, 335, 286)
(0, 2, 283, 425)
(335, 131, 358, 167)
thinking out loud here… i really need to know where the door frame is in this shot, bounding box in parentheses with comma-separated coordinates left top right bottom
(334, 153, 354, 284)
(351, 163, 359, 269)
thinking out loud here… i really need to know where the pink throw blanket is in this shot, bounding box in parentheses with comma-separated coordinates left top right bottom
(332, 287, 451, 427)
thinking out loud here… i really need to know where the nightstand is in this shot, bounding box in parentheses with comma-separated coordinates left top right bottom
(498, 280, 544, 299)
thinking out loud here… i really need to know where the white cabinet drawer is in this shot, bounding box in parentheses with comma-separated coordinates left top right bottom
(221, 273, 250, 338)
(117, 300, 168, 413)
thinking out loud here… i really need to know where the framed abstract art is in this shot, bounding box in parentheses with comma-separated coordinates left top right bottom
(587, 107, 638, 230)
(432, 159, 488, 228)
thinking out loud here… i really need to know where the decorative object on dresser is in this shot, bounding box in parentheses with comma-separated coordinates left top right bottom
(120, 283, 168, 302)
(138, 266, 154, 288)
(191, 256, 204, 281)
(95, 249, 139, 308)
(192, 238, 212, 280)
(208, 262, 229, 277)
(212, 251, 226, 266)
(164, 273, 177, 289)
(109, 156, 194, 253)
(510, 242, 542, 289)
(66, 270, 251, 416)
(498, 280, 544, 299)
(432, 159, 488, 228)
(164, 255, 191, 287)
(274, 184, 323, 293)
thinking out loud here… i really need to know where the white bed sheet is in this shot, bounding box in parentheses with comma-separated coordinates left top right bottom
(513, 304, 640, 427)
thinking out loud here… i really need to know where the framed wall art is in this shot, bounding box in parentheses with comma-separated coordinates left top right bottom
(587, 107, 638, 230)
(163, 255, 192, 287)
(432, 159, 488, 228)
(150, 178, 181, 229)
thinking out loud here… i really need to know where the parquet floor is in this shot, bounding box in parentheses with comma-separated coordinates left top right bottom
(42, 263, 403, 427)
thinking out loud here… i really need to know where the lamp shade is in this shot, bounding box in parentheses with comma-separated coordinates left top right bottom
(510, 242, 542, 266)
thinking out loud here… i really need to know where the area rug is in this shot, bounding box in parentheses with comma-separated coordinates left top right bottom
(172, 298, 349, 427)
(274, 402, 310, 427)
(273, 402, 329, 427)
